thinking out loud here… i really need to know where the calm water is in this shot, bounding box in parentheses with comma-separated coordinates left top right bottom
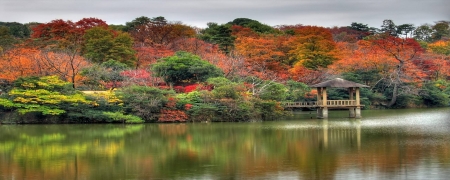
(1, 108, 450, 180)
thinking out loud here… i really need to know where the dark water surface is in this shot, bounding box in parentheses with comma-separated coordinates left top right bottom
(1, 108, 450, 180)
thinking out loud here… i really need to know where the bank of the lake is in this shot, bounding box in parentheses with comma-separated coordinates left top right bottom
(1, 108, 449, 179)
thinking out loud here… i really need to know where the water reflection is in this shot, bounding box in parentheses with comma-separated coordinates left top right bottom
(0, 108, 450, 179)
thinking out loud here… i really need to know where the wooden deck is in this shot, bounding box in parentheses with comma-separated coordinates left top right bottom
(283, 100, 361, 108)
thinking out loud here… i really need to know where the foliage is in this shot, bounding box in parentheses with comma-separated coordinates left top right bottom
(3, 17, 450, 124)
(80, 60, 129, 90)
(187, 103, 218, 122)
(291, 26, 339, 69)
(158, 97, 188, 122)
(419, 81, 450, 107)
(0, 26, 19, 51)
(0, 21, 31, 38)
(83, 27, 136, 66)
(207, 77, 245, 100)
(227, 18, 274, 34)
(0, 76, 85, 115)
(253, 99, 285, 120)
(117, 85, 172, 121)
(285, 80, 312, 101)
(428, 40, 450, 55)
(0, 76, 143, 123)
(258, 82, 288, 101)
(102, 111, 143, 123)
(199, 23, 235, 54)
(151, 51, 223, 86)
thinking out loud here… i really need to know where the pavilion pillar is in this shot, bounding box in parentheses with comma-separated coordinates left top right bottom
(316, 87, 328, 119)
(316, 88, 322, 118)
(348, 88, 355, 118)
(322, 87, 328, 119)
(355, 87, 361, 118)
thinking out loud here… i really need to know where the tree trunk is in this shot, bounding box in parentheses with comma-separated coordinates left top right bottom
(387, 82, 398, 107)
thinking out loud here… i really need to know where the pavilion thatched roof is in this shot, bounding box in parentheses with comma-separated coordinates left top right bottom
(310, 78, 369, 88)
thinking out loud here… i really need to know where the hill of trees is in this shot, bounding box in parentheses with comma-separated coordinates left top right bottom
(0, 17, 449, 123)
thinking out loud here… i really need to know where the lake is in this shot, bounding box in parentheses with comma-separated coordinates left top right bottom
(1, 108, 450, 180)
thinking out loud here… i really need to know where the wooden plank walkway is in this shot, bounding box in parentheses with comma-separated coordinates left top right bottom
(283, 100, 359, 108)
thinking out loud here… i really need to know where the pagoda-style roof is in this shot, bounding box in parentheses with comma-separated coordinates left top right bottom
(310, 78, 369, 88)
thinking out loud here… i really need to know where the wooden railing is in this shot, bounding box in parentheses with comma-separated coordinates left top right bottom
(283, 100, 358, 108)
(324, 100, 356, 106)
(283, 101, 319, 107)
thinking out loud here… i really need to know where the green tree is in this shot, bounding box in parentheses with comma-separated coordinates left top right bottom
(124, 16, 151, 32)
(0, 76, 143, 123)
(380, 19, 397, 36)
(414, 24, 433, 42)
(258, 82, 288, 101)
(420, 80, 450, 107)
(285, 80, 311, 101)
(207, 77, 244, 100)
(0, 21, 30, 38)
(83, 27, 136, 66)
(81, 60, 129, 90)
(396, 24, 415, 38)
(199, 23, 235, 54)
(117, 85, 172, 121)
(227, 18, 274, 33)
(151, 51, 223, 87)
(431, 21, 450, 41)
(0, 26, 18, 53)
(0, 76, 83, 115)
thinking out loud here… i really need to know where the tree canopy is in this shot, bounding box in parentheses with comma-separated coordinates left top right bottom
(151, 51, 223, 86)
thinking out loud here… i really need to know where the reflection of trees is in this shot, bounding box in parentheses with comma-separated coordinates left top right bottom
(1, 121, 450, 179)
(0, 125, 143, 180)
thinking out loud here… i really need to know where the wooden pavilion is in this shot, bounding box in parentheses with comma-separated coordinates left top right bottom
(284, 78, 369, 119)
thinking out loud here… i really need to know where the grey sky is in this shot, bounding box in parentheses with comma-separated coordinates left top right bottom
(1, 0, 448, 28)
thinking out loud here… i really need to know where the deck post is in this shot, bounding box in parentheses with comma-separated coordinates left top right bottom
(322, 88, 328, 118)
(317, 108, 323, 118)
(322, 107, 328, 119)
(349, 107, 356, 118)
(355, 87, 361, 118)
(348, 88, 355, 118)
(355, 107, 361, 118)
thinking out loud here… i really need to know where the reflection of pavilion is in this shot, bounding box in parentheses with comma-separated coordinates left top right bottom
(320, 120, 361, 150)
(284, 78, 369, 119)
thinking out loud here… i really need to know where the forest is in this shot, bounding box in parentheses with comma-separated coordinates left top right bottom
(0, 17, 449, 123)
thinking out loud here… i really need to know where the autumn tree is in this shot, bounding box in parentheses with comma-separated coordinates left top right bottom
(0, 48, 42, 82)
(370, 34, 424, 107)
(38, 49, 91, 88)
(235, 34, 286, 72)
(329, 22, 374, 43)
(126, 16, 195, 68)
(128, 16, 196, 46)
(288, 26, 340, 70)
(29, 18, 108, 87)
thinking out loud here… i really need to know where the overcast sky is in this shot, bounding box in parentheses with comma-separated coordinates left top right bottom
(1, 0, 448, 28)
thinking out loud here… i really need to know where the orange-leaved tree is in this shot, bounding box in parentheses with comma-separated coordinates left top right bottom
(30, 18, 107, 88)
(288, 26, 340, 70)
(370, 34, 424, 107)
